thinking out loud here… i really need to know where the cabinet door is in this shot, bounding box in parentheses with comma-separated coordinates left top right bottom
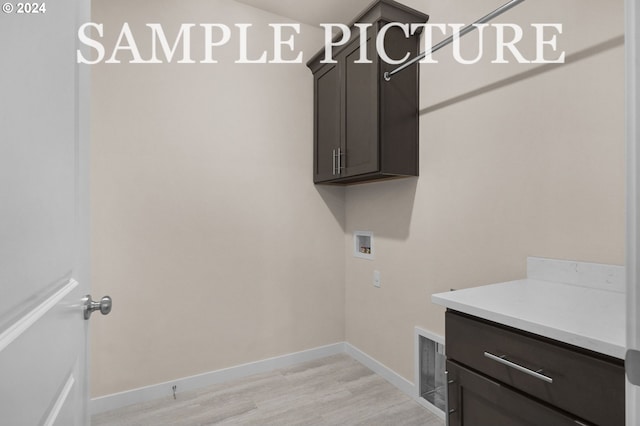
(447, 361, 586, 426)
(314, 63, 341, 183)
(342, 35, 378, 178)
(379, 22, 419, 177)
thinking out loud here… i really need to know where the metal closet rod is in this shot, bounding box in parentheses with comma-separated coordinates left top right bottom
(383, 0, 527, 81)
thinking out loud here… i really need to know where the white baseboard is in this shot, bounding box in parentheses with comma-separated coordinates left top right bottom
(91, 342, 345, 415)
(344, 342, 444, 419)
(415, 394, 447, 420)
(344, 342, 416, 397)
(92, 340, 445, 420)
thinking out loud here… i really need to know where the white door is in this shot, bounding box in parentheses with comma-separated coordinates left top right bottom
(627, 0, 640, 424)
(0, 0, 94, 424)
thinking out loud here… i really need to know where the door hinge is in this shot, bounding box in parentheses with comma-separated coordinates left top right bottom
(626, 349, 640, 386)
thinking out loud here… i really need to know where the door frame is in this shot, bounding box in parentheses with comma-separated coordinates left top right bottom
(626, 0, 639, 423)
(78, 0, 92, 421)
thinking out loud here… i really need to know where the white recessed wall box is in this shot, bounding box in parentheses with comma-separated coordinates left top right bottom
(354, 231, 374, 260)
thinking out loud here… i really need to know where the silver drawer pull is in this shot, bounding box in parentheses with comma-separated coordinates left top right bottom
(484, 352, 554, 384)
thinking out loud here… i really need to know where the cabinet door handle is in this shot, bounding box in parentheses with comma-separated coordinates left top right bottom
(445, 370, 456, 421)
(444, 370, 450, 417)
(337, 148, 344, 174)
(484, 352, 554, 384)
(332, 149, 336, 175)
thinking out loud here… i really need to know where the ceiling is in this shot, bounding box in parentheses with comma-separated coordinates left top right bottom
(234, 0, 374, 27)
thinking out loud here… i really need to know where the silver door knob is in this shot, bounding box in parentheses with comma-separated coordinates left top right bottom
(83, 295, 112, 320)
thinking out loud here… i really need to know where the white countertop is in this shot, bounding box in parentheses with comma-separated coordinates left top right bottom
(432, 278, 626, 360)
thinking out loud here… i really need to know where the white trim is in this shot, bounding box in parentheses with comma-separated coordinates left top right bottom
(413, 327, 446, 420)
(344, 342, 415, 399)
(414, 327, 445, 346)
(44, 373, 76, 426)
(91, 342, 345, 414)
(346, 341, 445, 419)
(0, 278, 79, 353)
(92, 341, 447, 419)
(626, 0, 640, 421)
(414, 392, 447, 420)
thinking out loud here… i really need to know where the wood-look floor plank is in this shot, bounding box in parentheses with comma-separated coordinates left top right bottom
(92, 354, 445, 426)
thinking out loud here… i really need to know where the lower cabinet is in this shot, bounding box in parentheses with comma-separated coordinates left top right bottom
(447, 361, 586, 426)
(445, 311, 625, 426)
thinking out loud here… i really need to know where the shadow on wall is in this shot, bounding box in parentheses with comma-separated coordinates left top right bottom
(344, 177, 418, 241)
(421, 35, 625, 115)
(316, 185, 347, 232)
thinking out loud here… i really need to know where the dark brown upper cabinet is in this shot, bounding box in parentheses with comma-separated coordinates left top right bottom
(306, 0, 429, 185)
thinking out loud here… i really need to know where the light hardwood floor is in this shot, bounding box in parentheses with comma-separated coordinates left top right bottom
(92, 354, 445, 426)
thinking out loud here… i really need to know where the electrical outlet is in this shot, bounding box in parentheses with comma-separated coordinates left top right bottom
(373, 270, 381, 288)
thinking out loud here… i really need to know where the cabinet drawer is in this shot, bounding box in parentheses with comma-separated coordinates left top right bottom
(445, 311, 624, 426)
(447, 360, 584, 426)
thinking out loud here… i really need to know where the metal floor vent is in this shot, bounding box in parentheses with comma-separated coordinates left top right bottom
(418, 333, 446, 412)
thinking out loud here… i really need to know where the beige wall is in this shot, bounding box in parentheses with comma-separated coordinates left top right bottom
(345, 0, 625, 382)
(90, 0, 345, 397)
(91, 0, 626, 398)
